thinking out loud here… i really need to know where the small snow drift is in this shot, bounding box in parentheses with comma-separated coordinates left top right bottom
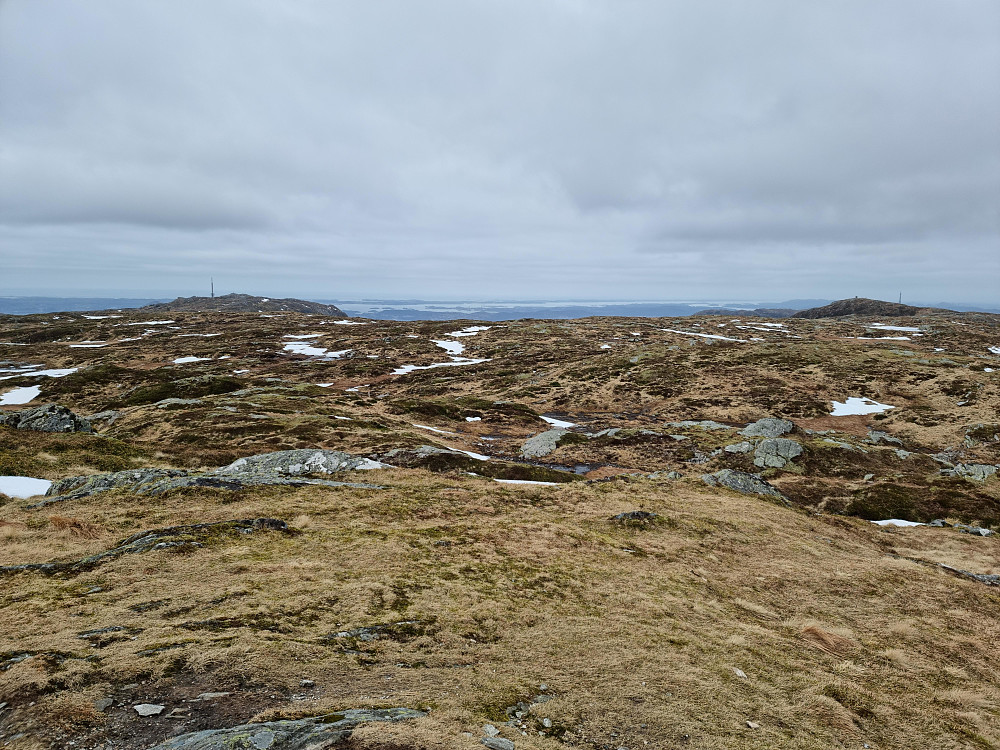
(830, 397, 895, 416)
(1, 386, 41, 405)
(447, 326, 491, 337)
(283, 340, 350, 359)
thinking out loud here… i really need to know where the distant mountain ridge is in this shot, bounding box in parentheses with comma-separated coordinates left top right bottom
(143, 294, 347, 316)
(791, 298, 950, 319)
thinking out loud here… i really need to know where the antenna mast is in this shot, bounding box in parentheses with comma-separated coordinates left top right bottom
(211, 278, 214, 298)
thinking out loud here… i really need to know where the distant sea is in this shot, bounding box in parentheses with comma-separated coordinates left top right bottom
(329, 299, 832, 321)
(2, 297, 997, 319)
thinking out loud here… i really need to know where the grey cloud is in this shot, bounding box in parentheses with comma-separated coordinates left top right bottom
(0, 0, 997, 302)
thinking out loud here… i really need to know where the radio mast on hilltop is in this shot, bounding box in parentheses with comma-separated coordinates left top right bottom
(211, 278, 214, 298)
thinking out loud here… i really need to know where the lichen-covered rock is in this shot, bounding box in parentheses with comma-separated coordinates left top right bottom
(36, 450, 388, 505)
(867, 430, 903, 447)
(940, 463, 998, 482)
(954, 523, 994, 537)
(520, 429, 570, 459)
(211, 449, 388, 477)
(702, 469, 788, 503)
(45, 468, 188, 501)
(0, 404, 92, 433)
(666, 420, 732, 431)
(611, 510, 658, 524)
(724, 441, 753, 454)
(146, 708, 425, 750)
(740, 418, 794, 438)
(753, 438, 803, 468)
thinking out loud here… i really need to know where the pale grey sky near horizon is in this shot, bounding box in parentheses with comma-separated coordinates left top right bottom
(1, 1, 998, 303)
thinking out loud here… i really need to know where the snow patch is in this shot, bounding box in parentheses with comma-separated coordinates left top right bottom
(541, 415, 577, 428)
(0, 385, 42, 405)
(872, 519, 924, 527)
(447, 326, 491, 337)
(830, 397, 895, 416)
(661, 329, 747, 343)
(412, 423, 456, 435)
(0, 367, 78, 381)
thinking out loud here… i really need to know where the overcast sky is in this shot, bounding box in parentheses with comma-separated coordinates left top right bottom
(2, 1, 998, 303)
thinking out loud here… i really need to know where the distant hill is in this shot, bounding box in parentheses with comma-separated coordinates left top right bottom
(696, 307, 799, 319)
(144, 294, 348, 316)
(791, 297, 949, 319)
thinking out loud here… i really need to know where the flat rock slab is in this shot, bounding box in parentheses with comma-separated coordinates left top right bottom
(146, 707, 425, 749)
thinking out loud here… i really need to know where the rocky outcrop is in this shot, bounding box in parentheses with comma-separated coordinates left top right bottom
(702, 469, 788, 503)
(146, 707, 425, 749)
(521, 428, 570, 459)
(940, 463, 998, 482)
(741, 418, 794, 438)
(214, 449, 388, 476)
(35, 450, 387, 506)
(753, 438, 803, 468)
(867, 430, 903, 447)
(0, 518, 289, 576)
(0, 404, 92, 433)
(666, 420, 732, 431)
(611, 511, 658, 524)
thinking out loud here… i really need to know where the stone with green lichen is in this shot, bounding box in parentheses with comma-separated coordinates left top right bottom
(145, 708, 426, 749)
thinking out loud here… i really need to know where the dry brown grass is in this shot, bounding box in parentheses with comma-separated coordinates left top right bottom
(0, 473, 997, 749)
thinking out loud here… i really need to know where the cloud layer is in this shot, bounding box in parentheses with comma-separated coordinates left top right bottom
(2, 1, 998, 301)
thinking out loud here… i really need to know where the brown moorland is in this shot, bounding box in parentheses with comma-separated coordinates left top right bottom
(0, 306, 997, 749)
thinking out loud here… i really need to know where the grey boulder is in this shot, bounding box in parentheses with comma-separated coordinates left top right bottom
(940, 464, 998, 482)
(521, 429, 569, 459)
(0, 404, 92, 433)
(867, 429, 903, 447)
(753, 438, 803, 469)
(146, 707, 426, 749)
(740, 418, 794, 438)
(702, 469, 788, 503)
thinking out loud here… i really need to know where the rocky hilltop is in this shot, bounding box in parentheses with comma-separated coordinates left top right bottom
(792, 297, 948, 318)
(144, 293, 347, 317)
